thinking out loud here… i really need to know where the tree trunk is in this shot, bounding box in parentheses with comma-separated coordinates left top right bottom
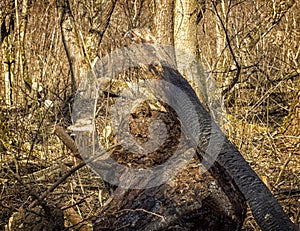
(58, 0, 117, 90)
(91, 39, 246, 230)
(94, 160, 246, 231)
(2, 13, 15, 106)
(174, 0, 207, 104)
(15, 0, 30, 106)
(90, 39, 297, 230)
(153, 0, 174, 45)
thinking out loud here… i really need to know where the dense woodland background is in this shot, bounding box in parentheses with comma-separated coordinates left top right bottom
(0, 0, 299, 230)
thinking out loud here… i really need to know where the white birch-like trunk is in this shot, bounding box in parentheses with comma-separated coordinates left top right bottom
(174, 0, 207, 104)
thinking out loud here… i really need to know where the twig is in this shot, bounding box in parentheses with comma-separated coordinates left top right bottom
(212, 1, 241, 96)
(29, 142, 119, 209)
(275, 152, 293, 186)
(90, 0, 118, 48)
(54, 125, 82, 159)
(58, 1, 77, 95)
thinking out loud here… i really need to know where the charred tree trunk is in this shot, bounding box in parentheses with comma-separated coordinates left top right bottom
(90, 33, 246, 230)
(94, 159, 246, 231)
(89, 32, 297, 230)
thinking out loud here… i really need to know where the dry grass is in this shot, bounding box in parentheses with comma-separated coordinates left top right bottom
(0, 94, 299, 230)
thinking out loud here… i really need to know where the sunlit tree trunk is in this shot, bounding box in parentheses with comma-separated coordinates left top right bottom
(215, 0, 228, 82)
(59, 7, 81, 95)
(15, 0, 30, 105)
(58, 0, 117, 96)
(2, 0, 30, 107)
(174, 0, 207, 104)
(2, 13, 15, 106)
(153, 0, 174, 46)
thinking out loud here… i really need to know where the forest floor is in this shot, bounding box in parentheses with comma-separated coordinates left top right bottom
(0, 104, 299, 230)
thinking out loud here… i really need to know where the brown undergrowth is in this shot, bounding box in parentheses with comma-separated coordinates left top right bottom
(0, 98, 299, 230)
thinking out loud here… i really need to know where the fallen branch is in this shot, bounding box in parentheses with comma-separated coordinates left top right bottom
(54, 125, 82, 160)
(29, 143, 119, 209)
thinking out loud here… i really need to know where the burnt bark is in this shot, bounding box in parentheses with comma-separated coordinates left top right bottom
(88, 31, 297, 231)
(90, 36, 246, 230)
(93, 159, 246, 231)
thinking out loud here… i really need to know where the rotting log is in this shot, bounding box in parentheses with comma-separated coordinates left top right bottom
(75, 29, 298, 230)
